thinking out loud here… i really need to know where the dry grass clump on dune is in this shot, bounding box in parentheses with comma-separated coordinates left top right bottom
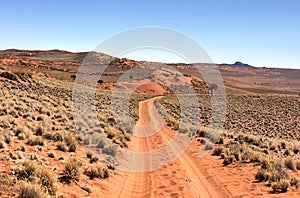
(61, 157, 81, 183)
(209, 129, 300, 193)
(19, 182, 46, 198)
(14, 161, 57, 196)
(156, 94, 299, 140)
(84, 163, 110, 180)
(0, 70, 115, 197)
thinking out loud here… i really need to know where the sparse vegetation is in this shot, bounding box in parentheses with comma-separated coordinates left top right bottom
(19, 183, 46, 198)
(62, 157, 81, 182)
(0, 49, 299, 197)
(86, 164, 109, 180)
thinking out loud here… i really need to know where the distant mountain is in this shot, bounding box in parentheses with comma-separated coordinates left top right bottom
(222, 61, 253, 67)
(233, 61, 252, 67)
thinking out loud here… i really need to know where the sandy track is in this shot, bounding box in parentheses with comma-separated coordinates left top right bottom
(110, 97, 231, 198)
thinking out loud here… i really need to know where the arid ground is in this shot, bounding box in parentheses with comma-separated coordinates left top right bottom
(0, 49, 300, 197)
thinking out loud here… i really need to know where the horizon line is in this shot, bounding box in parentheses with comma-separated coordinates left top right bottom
(1, 48, 299, 70)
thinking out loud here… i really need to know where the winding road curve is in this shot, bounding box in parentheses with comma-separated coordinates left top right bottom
(109, 97, 231, 198)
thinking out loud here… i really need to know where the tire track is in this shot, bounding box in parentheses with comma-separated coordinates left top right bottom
(110, 96, 231, 197)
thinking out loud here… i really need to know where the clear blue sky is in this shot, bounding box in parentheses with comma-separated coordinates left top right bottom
(1, 0, 299, 68)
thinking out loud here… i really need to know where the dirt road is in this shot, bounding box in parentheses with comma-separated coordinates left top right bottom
(109, 96, 231, 198)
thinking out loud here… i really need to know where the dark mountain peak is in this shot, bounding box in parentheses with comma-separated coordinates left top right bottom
(233, 61, 252, 67)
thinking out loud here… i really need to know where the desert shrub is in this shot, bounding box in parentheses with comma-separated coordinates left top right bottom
(0, 141, 5, 149)
(290, 177, 300, 189)
(255, 168, 270, 182)
(15, 161, 36, 180)
(70, 74, 76, 79)
(35, 125, 44, 136)
(204, 142, 213, 150)
(272, 180, 290, 193)
(283, 149, 293, 156)
(216, 137, 224, 144)
(102, 145, 117, 157)
(37, 146, 43, 152)
(107, 162, 115, 170)
(124, 134, 131, 141)
(53, 132, 63, 141)
(35, 168, 57, 196)
(212, 146, 225, 156)
(83, 137, 91, 145)
(90, 156, 99, 164)
(178, 126, 189, 133)
(63, 133, 77, 152)
(114, 136, 128, 148)
(249, 152, 262, 163)
(18, 133, 26, 140)
(296, 161, 300, 170)
(57, 142, 68, 152)
(223, 155, 236, 166)
(43, 132, 63, 142)
(269, 142, 277, 151)
(197, 129, 207, 137)
(62, 157, 81, 182)
(29, 153, 38, 160)
(14, 126, 28, 137)
(86, 150, 93, 159)
(233, 151, 241, 162)
(9, 152, 18, 160)
(26, 137, 44, 146)
(3, 133, 11, 144)
(284, 158, 296, 171)
(220, 153, 226, 159)
(88, 164, 109, 180)
(97, 79, 103, 84)
(245, 135, 262, 147)
(269, 168, 289, 183)
(19, 183, 46, 198)
(261, 159, 273, 170)
(47, 152, 55, 158)
(89, 165, 101, 180)
(106, 131, 115, 139)
(17, 151, 24, 159)
(262, 149, 269, 155)
(279, 141, 287, 150)
(293, 145, 300, 154)
(200, 138, 206, 145)
(68, 142, 77, 152)
(274, 161, 284, 172)
(63, 133, 74, 145)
